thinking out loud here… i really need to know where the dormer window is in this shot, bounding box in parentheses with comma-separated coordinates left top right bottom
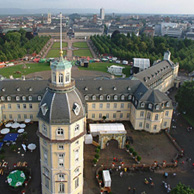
(85, 95, 89, 100)
(22, 96, 26, 101)
(113, 87, 117, 90)
(29, 87, 33, 92)
(148, 103, 152, 109)
(166, 102, 170, 107)
(17, 88, 20, 91)
(100, 95, 103, 100)
(7, 96, 11, 101)
(38, 96, 42, 101)
(73, 103, 80, 115)
(28, 96, 32, 101)
(41, 103, 48, 116)
(114, 95, 118, 100)
(128, 95, 132, 100)
(2, 88, 5, 92)
(141, 102, 145, 108)
(121, 95, 125, 100)
(84, 87, 88, 91)
(155, 104, 160, 110)
(127, 87, 131, 91)
(16, 96, 20, 101)
(99, 87, 102, 91)
(107, 95, 110, 100)
(1, 96, 5, 101)
(92, 95, 96, 100)
(59, 73, 63, 83)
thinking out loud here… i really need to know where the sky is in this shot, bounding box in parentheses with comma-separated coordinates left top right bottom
(0, 0, 194, 14)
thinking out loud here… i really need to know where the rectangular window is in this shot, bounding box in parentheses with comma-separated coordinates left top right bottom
(99, 113, 102, 119)
(8, 104, 11, 109)
(165, 111, 169, 116)
(23, 104, 26, 109)
(45, 177, 49, 189)
(9, 114, 12, 119)
(127, 113, 130, 118)
(3, 115, 6, 120)
(113, 113, 116, 119)
(140, 111, 144, 117)
(114, 103, 117, 108)
(92, 114, 95, 118)
(139, 122, 143, 127)
(29, 104, 33, 109)
(18, 114, 21, 119)
(58, 154, 64, 167)
(146, 123, 149, 129)
(17, 104, 20, 109)
(59, 183, 65, 192)
(120, 113, 123, 118)
(75, 149, 79, 162)
(106, 113, 109, 119)
(107, 103, 110, 109)
(43, 148, 48, 165)
(92, 104, 95, 109)
(24, 114, 27, 119)
(154, 125, 157, 130)
(164, 122, 167, 127)
(75, 177, 79, 189)
(121, 103, 124, 108)
(99, 103, 103, 109)
(58, 145, 64, 150)
(30, 114, 33, 119)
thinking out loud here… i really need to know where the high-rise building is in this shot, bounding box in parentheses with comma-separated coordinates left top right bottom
(47, 13, 51, 24)
(38, 13, 85, 194)
(100, 8, 105, 20)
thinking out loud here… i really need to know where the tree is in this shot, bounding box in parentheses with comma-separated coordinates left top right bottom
(171, 183, 194, 194)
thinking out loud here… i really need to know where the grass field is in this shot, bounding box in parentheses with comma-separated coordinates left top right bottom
(78, 62, 131, 77)
(46, 49, 67, 58)
(52, 42, 68, 48)
(0, 63, 51, 78)
(73, 42, 88, 48)
(73, 49, 93, 58)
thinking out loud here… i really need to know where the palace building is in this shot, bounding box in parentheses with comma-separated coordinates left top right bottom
(0, 14, 179, 194)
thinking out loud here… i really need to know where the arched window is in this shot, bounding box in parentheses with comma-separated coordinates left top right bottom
(59, 73, 63, 83)
(92, 95, 96, 100)
(155, 114, 159, 120)
(16, 96, 20, 101)
(57, 128, 64, 135)
(155, 104, 160, 110)
(28, 96, 32, 101)
(128, 95, 132, 100)
(65, 72, 70, 83)
(100, 95, 103, 100)
(53, 72, 56, 82)
(107, 95, 110, 100)
(121, 95, 125, 100)
(59, 183, 65, 192)
(114, 95, 118, 100)
(85, 95, 89, 100)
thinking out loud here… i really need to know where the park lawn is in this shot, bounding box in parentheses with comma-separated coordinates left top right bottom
(73, 49, 93, 58)
(73, 42, 88, 48)
(0, 63, 51, 78)
(183, 114, 194, 127)
(46, 49, 67, 58)
(78, 62, 131, 77)
(52, 42, 68, 48)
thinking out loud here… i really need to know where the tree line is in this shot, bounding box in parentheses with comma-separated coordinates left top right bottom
(91, 32, 194, 72)
(0, 29, 50, 62)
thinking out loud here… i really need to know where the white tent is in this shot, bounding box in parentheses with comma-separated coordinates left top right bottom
(89, 123, 126, 137)
(133, 58, 150, 71)
(107, 65, 125, 76)
(103, 170, 111, 187)
(84, 134, 93, 144)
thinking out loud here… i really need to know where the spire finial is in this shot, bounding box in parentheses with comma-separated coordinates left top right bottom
(59, 12, 63, 58)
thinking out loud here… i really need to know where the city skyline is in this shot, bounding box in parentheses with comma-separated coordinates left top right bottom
(0, 0, 194, 14)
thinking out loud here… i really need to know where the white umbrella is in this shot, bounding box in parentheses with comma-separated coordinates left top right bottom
(24, 119, 31, 123)
(19, 124, 26, 128)
(1, 128, 10, 134)
(11, 123, 20, 129)
(27, 143, 36, 151)
(5, 123, 12, 128)
(18, 129, 25, 134)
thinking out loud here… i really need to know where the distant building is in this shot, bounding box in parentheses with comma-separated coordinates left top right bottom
(107, 26, 139, 36)
(93, 14, 97, 23)
(100, 8, 105, 20)
(73, 28, 103, 38)
(47, 13, 51, 25)
(143, 27, 155, 37)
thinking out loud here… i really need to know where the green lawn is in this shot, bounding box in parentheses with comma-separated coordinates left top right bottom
(73, 42, 88, 48)
(46, 49, 67, 58)
(52, 42, 68, 48)
(183, 114, 194, 127)
(0, 63, 51, 78)
(73, 49, 93, 58)
(78, 62, 131, 77)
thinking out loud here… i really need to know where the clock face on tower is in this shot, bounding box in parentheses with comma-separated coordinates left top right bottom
(73, 103, 80, 116)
